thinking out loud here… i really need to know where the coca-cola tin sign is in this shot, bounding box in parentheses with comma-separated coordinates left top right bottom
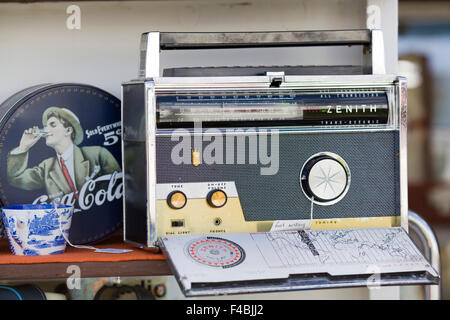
(0, 84, 123, 244)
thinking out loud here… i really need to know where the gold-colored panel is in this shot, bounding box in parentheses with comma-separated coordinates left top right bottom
(311, 216, 401, 229)
(157, 198, 257, 237)
(156, 197, 400, 237)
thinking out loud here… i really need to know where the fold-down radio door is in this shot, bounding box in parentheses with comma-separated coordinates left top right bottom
(159, 228, 439, 297)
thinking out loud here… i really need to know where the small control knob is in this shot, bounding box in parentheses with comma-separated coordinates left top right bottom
(167, 191, 187, 210)
(206, 189, 227, 208)
(300, 153, 350, 205)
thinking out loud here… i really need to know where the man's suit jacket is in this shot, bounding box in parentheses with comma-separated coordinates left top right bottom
(7, 145, 121, 200)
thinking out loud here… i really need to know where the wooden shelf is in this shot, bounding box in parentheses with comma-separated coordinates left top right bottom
(0, 233, 172, 280)
(0, 0, 175, 2)
(0, 260, 171, 280)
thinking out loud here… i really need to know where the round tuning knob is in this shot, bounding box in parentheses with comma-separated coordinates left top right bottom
(300, 152, 350, 206)
(206, 189, 228, 208)
(167, 191, 187, 210)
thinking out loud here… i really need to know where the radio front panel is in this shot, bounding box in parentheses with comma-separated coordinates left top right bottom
(155, 131, 401, 238)
(122, 76, 405, 247)
(148, 81, 402, 244)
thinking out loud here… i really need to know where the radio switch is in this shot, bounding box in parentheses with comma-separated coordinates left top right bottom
(171, 220, 185, 227)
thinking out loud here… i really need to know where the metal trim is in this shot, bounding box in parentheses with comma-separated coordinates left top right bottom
(145, 82, 158, 247)
(138, 33, 148, 79)
(386, 85, 396, 129)
(141, 32, 160, 79)
(398, 77, 408, 230)
(121, 85, 127, 242)
(183, 274, 437, 297)
(151, 74, 398, 88)
(155, 128, 397, 136)
(371, 29, 386, 75)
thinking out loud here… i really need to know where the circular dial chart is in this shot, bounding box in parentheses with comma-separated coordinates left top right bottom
(186, 237, 246, 268)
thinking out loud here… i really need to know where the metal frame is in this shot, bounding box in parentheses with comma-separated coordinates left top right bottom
(180, 274, 438, 297)
(144, 78, 405, 245)
(140, 32, 160, 79)
(145, 82, 158, 247)
(408, 210, 441, 300)
(120, 84, 126, 242)
(399, 79, 409, 231)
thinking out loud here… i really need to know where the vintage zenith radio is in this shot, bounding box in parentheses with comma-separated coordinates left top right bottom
(122, 30, 439, 296)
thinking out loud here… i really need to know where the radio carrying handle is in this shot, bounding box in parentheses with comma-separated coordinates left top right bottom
(139, 29, 386, 78)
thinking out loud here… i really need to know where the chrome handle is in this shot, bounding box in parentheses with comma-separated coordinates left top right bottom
(139, 29, 385, 78)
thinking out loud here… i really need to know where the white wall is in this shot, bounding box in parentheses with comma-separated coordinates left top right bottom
(0, 0, 405, 300)
(0, 0, 396, 102)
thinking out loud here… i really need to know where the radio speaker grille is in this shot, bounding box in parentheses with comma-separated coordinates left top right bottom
(156, 131, 400, 221)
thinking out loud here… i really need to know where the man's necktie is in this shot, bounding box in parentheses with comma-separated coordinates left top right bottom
(60, 156, 79, 200)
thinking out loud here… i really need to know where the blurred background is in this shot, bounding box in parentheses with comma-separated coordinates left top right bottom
(0, 0, 449, 300)
(398, 0, 450, 300)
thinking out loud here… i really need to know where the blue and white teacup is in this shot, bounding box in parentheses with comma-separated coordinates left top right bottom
(1, 204, 73, 256)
